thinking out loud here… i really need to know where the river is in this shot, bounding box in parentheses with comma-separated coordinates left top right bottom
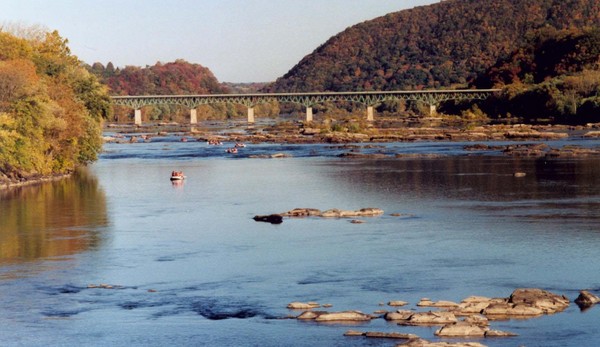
(1, 136, 599, 346)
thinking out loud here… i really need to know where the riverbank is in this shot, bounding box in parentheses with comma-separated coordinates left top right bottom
(0, 172, 72, 192)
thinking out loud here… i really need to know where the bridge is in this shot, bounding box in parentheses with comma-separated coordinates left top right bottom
(110, 89, 501, 125)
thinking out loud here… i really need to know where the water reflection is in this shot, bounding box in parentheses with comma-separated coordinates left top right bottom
(0, 168, 108, 266)
(327, 156, 600, 202)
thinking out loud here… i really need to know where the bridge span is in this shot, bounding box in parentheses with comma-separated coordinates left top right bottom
(110, 89, 501, 125)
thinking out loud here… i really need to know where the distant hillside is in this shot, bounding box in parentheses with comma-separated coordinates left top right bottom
(267, 0, 600, 92)
(475, 27, 600, 87)
(475, 27, 600, 123)
(89, 59, 227, 95)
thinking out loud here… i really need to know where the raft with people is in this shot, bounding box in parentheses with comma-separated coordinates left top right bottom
(170, 171, 186, 181)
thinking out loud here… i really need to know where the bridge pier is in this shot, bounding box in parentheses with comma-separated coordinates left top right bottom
(247, 107, 255, 123)
(366, 106, 374, 121)
(190, 109, 198, 124)
(134, 109, 142, 125)
(429, 104, 437, 116)
(306, 107, 313, 122)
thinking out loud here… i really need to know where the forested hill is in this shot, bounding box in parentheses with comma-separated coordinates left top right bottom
(266, 0, 600, 92)
(89, 59, 227, 95)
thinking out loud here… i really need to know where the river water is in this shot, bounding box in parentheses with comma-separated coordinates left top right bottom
(1, 136, 599, 346)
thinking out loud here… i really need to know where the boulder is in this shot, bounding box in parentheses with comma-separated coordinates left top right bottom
(399, 311, 458, 326)
(484, 329, 518, 337)
(296, 311, 327, 320)
(287, 301, 320, 310)
(384, 310, 414, 321)
(417, 299, 459, 308)
(482, 302, 544, 317)
(314, 310, 372, 322)
(253, 214, 283, 224)
(463, 314, 489, 327)
(574, 290, 600, 309)
(435, 322, 487, 337)
(508, 288, 569, 314)
(388, 300, 409, 307)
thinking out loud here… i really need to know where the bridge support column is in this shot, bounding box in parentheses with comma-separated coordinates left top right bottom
(190, 109, 198, 124)
(429, 104, 437, 116)
(134, 109, 142, 125)
(247, 107, 255, 123)
(366, 106, 374, 121)
(306, 107, 313, 122)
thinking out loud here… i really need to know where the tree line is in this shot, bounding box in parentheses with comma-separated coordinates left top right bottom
(0, 27, 110, 184)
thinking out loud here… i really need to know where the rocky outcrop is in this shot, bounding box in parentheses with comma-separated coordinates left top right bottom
(384, 310, 415, 321)
(435, 321, 487, 337)
(434, 321, 517, 338)
(574, 290, 600, 310)
(296, 310, 372, 322)
(450, 288, 569, 319)
(508, 288, 570, 314)
(279, 207, 384, 218)
(397, 311, 458, 326)
(417, 298, 459, 308)
(287, 301, 320, 309)
(280, 208, 322, 217)
(388, 300, 409, 307)
(320, 208, 384, 218)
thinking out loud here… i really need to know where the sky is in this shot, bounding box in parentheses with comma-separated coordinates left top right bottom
(1, 0, 438, 83)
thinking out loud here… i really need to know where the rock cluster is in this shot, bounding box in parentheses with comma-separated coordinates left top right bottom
(255, 207, 385, 224)
(280, 207, 384, 218)
(288, 287, 590, 346)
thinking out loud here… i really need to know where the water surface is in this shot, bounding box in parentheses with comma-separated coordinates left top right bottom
(1, 138, 599, 346)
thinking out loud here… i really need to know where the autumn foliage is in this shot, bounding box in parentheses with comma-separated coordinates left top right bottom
(0, 28, 111, 184)
(267, 0, 600, 93)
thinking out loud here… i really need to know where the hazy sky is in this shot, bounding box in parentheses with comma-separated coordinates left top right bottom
(2, 0, 438, 82)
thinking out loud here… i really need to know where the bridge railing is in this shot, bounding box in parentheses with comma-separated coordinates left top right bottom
(110, 89, 501, 125)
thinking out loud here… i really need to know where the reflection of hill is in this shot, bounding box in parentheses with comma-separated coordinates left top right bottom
(0, 169, 108, 265)
(330, 157, 600, 202)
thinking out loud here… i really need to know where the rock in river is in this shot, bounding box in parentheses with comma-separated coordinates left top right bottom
(253, 214, 283, 224)
(574, 290, 600, 309)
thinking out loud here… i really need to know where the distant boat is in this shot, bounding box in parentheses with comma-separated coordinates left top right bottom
(170, 171, 185, 181)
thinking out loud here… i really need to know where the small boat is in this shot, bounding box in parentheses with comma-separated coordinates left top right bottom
(234, 143, 246, 148)
(226, 147, 238, 154)
(170, 171, 185, 181)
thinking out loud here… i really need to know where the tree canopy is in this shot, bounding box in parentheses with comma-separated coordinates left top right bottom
(0, 27, 111, 184)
